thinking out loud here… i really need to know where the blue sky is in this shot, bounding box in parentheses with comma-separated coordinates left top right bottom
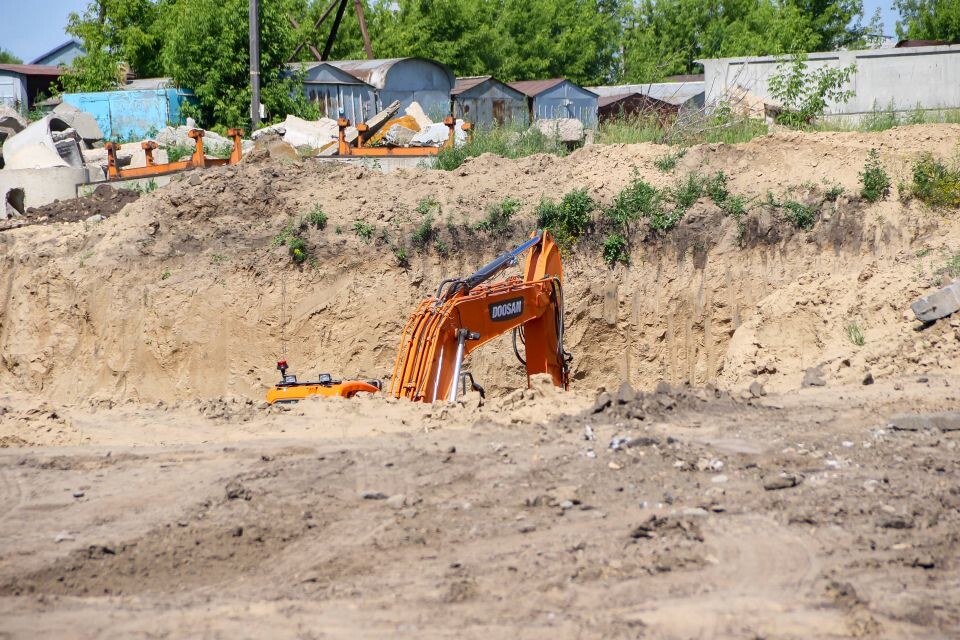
(2, 0, 902, 64)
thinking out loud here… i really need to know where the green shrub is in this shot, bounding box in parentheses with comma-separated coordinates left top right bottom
(910, 153, 960, 207)
(353, 220, 374, 242)
(672, 173, 703, 209)
(846, 323, 865, 346)
(783, 200, 818, 229)
(477, 197, 522, 235)
(647, 208, 686, 232)
(306, 205, 328, 229)
(722, 195, 748, 219)
(859, 149, 890, 202)
(934, 251, 960, 285)
(825, 184, 844, 201)
(434, 239, 450, 257)
(392, 245, 409, 267)
(287, 236, 308, 263)
(705, 171, 729, 205)
(411, 214, 435, 250)
(435, 124, 566, 171)
(536, 189, 595, 250)
(606, 173, 662, 233)
(602, 233, 630, 267)
(654, 149, 685, 172)
(415, 196, 439, 217)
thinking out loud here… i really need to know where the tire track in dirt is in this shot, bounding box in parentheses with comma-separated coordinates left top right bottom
(632, 513, 841, 639)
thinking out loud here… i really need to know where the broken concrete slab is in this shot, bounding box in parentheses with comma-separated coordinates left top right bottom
(383, 124, 417, 146)
(404, 101, 433, 130)
(889, 412, 960, 432)
(533, 118, 584, 143)
(911, 279, 960, 323)
(52, 102, 104, 145)
(3, 115, 84, 170)
(410, 119, 468, 146)
(252, 115, 338, 150)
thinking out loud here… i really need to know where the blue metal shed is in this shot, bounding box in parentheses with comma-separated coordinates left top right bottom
(450, 76, 528, 126)
(328, 58, 455, 119)
(290, 62, 377, 122)
(508, 78, 598, 126)
(62, 81, 193, 139)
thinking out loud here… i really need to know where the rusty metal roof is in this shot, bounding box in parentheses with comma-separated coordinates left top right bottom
(0, 64, 64, 77)
(507, 78, 567, 97)
(451, 76, 491, 96)
(327, 58, 454, 89)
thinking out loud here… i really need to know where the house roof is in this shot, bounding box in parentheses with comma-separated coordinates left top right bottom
(327, 57, 455, 89)
(508, 78, 567, 97)
(597, 93, 637, 108)
(288, 62, 374, 86)
(0, 64, 64, 77)
(29, 38, 84, 65)
(451, 76, 491, 95)
(587, 82, 704, 106)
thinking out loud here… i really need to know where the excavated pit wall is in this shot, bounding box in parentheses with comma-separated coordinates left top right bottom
(1, 125, 958, 404)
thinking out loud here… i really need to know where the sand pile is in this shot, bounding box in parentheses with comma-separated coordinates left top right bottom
(1, 124, 959, 405)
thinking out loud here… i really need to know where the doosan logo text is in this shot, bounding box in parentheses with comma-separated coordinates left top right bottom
(489, 298, 523, 321)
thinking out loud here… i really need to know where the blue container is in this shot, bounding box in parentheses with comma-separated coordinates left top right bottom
(62, 86, 194, 140)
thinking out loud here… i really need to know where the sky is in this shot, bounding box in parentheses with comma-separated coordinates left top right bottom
(1, 0, 903, 64)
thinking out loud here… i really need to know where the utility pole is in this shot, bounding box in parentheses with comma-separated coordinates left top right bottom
(249, 0, 261, 128)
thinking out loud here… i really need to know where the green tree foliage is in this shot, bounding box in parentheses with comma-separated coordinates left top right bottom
(767, 53, 856, 127)
(894, 0, 960, 40)
(62, 0, 165, 92)
(160, 0, 300, 127)
(621, 0, 821, 82)
(0, 48, 23, 64)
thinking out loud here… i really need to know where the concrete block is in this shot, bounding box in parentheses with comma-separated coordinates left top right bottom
(0, 166, 89, 212)
(912, 279, 960, 322)
(53, 102, 104, 143)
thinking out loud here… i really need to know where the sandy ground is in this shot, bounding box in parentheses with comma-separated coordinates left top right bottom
(0, 377, 958, 639)
(2, 125, 960, 638)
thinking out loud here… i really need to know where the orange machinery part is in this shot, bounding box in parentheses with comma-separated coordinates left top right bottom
(388, 231, 567, 403)
(105, 128, 244, 180)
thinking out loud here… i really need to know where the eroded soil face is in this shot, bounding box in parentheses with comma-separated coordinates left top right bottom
(1, 126, 959, 638)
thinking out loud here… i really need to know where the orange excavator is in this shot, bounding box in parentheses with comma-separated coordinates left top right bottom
(266, 230, 570, 404)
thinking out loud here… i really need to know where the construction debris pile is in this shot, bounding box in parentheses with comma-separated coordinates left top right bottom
(252, 100, 468, 156)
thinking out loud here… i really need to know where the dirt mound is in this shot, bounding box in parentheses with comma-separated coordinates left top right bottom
(7, 184, 141, 229)
(1, 124, 959, 406)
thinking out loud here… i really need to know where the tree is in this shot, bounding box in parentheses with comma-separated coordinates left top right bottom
(621, 0, 824, 83)
(895, 0, 960, 40)
(61, 0, 165, 92)
(786, 0, 867, 49)
(768, 53, 856, 127)
(0, 48, 23, 64)
(160, 0, 301, 128)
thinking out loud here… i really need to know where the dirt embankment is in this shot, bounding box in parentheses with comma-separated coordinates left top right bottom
(1, 125, 959, 405)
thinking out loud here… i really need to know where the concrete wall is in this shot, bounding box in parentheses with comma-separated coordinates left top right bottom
(701, 44, 960, 120)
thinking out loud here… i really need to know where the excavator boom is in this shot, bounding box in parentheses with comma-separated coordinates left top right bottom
(389, 231, 569, 402)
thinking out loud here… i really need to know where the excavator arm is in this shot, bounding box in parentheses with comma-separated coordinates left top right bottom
(389, 231, 570, 402)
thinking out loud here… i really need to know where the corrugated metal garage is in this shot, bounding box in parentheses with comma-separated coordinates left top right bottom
(508, 78, 598, 126)
(297, 61, 377, 123)
(328, 58, 455, 118)
(450, 76, 528, 126)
